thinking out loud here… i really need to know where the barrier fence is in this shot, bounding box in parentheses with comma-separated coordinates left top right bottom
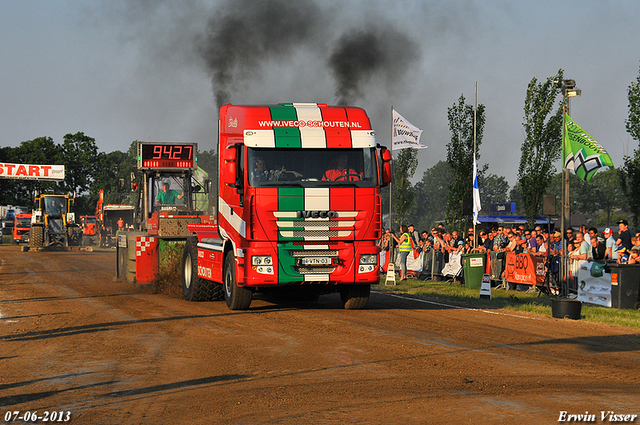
(379, 249, 625, 308)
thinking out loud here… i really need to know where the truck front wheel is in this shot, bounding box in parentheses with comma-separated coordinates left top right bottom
(223, 254, 252, 310)
(340, 284, 370, 310)
(182, 238, 223, 301)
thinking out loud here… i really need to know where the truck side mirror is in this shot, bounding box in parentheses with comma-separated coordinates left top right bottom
(380, 146, 392, 185)
(223, 147, 238, 187)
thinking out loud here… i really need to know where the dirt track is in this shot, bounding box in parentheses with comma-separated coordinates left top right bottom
(1, 245, 639, 424)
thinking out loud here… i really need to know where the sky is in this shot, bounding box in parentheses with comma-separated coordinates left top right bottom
(1, 0, 639, 188)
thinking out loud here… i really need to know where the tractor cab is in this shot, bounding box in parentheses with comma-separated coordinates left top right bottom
(30, 193, 80, 247)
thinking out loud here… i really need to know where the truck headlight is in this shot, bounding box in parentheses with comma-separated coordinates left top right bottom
(359, 254, 377, 265)
(358, 254, 377, 273)
(252, 255, 272, 266)
(252, 255, 274, 275)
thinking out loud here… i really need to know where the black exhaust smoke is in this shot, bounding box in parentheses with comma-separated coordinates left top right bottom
(329, 26, 420, 106)
(195, 0, 419, 108)
(196, 0, 324, 108)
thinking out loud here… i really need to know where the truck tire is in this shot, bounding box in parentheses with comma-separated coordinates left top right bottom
(224, 253, 252, 310)
(340, 284, 370, 310)
(29, 226, 44, 248)
(182, 238, 223, 301)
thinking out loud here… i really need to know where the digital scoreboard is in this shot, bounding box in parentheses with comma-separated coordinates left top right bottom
(137, 142, 198, 170)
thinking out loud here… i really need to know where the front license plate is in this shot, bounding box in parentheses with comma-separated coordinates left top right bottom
(301, 257, 331, 266)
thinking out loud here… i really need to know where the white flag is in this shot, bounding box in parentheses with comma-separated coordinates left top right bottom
(473, 156, 481, 224)
(392, 109, 427, 150)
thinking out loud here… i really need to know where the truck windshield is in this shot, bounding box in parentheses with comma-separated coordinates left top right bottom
(16, 218, 31, 227)
(44, 197, 67, 218)
(247, 148, 378, 187)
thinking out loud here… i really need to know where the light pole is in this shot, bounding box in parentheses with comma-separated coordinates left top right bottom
(560, 79, 581, 295)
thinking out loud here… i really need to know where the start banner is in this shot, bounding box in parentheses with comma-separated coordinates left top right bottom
(504, 252, 546, 286)
(0, 162, 65, 181)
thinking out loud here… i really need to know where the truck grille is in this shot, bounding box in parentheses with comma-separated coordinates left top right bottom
(280, 230, 351, 238)
(273, 211, 357, 241)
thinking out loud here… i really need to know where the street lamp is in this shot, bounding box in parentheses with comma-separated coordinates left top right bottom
(560, 79, 581, 295)
(561, 79, 582, 98)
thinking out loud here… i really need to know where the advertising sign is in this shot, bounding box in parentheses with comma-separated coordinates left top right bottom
(0, 163, 65, 181)
(504, 253, 546, 286)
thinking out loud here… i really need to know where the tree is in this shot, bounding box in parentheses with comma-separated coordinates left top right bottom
(478, 173, 509, 210)
(445, 94, 486, 232)
(620, 64, 640, 226)
(61, 132, 99, 196)
(517, 69, 564, 226)
(392, 148, 418, 227)
(92, 149, 137, 204)
(573, 168, 625, 225)
(508, 181, 524, 215)
(625, 63, 640, 142)
(409, 160, 454, 232)
(547, 169, 626, 226)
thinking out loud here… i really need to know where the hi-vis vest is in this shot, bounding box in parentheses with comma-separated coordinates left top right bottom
(399, 233, 412, 252)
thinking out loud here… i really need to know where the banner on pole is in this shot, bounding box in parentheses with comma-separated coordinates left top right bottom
(392, 110, 426, 150)
(0, 162, 65, 181)
(563, 113, 613, 182)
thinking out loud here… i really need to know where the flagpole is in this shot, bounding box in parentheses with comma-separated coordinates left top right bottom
(390, 105, 394, 232)
(473, 82, 477, 250)
(561, 98, 571, 296)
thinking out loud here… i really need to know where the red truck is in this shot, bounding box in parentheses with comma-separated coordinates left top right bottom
(13, 213, 32, 244)
(181, 103, 391, 310)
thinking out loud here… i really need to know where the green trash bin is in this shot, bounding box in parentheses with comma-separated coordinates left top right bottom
(461, 253, 486, 289)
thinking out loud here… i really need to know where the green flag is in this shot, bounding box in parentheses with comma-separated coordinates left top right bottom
(563, 113, 614, 182)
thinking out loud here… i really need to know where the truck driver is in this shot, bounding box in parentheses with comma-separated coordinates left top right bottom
(155, 180, 184, 205)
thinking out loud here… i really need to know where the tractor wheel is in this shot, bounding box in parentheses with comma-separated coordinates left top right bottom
(68, 227, 81, 246)
(339, 284, 371, 310)
(29, 226, 44, 248)
(223, 253, 252, 310)
(181, 238, 223, 301)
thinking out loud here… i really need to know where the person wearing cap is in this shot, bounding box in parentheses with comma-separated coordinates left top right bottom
(616, 219, 632, 251)
(155, 180, 185, 205)
(616, 246, 630, 264)
(604, 228, 617, 261)
(549, 231, 563, 255)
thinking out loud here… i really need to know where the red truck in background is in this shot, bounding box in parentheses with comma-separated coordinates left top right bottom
(13, 213, 32, 244)
(181, 103, 392, 310)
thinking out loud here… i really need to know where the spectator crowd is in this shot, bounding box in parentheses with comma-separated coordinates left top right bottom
(377, 219, 640, 279)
